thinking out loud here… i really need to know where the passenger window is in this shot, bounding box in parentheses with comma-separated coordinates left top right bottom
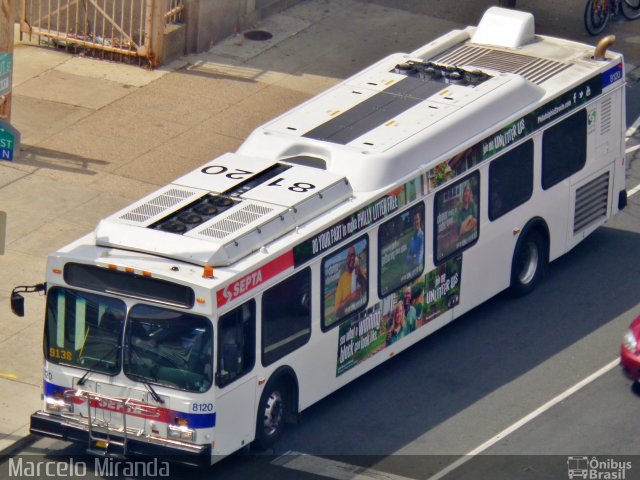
(262, 269, 311, 366)
(378, 203, 425, 297)
(216, 300, 255, 388)
(434, 172, 480, 264)
(542, 109, 587, 190)
(321, 237, 369, 330)
(489, 140, 534, 221)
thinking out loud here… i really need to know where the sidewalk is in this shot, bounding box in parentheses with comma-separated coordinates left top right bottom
(0, 0, 637, 455)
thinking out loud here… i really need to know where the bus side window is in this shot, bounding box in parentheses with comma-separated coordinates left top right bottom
(433, 172, 480, 264)
(378, 203, 425, 297)
(542, 109, 587, 190)
(489, 140, 534, 221)
(262, 268, 312, 366)
(321, 237, 369, 330)
(216, 300, 255, 388)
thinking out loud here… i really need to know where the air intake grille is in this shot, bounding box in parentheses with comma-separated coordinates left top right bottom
(119, 188, 195, 223)
(432, 45, 571, 85)
(600, 97, 612, 136)
(200, 203, 274, 239)
(574, 172, 609, 234)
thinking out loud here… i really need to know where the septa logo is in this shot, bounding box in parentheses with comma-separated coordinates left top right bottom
(217, 251, 293, 307)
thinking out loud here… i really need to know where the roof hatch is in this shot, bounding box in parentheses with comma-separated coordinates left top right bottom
(471, 7, 535, 49)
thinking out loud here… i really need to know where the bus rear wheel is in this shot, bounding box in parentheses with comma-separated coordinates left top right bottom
(510, 230, 546, 297)
(254, 381, 287, 450)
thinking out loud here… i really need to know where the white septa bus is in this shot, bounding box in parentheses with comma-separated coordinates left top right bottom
(12, 8, 627, 467)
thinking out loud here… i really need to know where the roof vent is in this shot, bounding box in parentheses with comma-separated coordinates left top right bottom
(471, 7, 535, 49)
(95, 154, 353, 266)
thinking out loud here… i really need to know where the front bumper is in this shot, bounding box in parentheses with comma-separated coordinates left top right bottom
(30, 411, 212, 467)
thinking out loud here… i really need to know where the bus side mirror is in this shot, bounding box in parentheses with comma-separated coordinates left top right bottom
(11, 292, 25, 317)
(10, 283, 45, 317)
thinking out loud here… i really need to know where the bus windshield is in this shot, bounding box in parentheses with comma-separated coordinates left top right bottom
(45, 287, 125, 375)
(123, 304, 213, 393)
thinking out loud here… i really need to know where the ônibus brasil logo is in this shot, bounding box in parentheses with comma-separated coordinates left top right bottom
(567, 456, 632, 479)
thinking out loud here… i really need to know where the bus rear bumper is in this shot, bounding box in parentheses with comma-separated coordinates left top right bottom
(30, 411, 212, 467)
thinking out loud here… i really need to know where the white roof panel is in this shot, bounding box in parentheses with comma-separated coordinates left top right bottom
(173, 153, 275, 193)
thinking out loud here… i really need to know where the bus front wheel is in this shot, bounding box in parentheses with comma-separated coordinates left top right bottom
(510, 229, 547, 297)
(254, 381, 287, 450)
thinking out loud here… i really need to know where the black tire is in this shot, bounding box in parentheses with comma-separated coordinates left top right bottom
(584, 0, 611, 35)
(509, 230, 547, 297)
(253, 381, 287, 450)
(621, 0, 640, 20)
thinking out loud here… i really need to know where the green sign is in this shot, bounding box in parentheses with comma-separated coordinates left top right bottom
(0, 53, 12, 96)
(0, 53, 11, 74)
(0, 121, 20, 161)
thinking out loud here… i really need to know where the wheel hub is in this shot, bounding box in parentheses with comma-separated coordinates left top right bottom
(263, 390, 284, 436)
(518, 242, 539, 285)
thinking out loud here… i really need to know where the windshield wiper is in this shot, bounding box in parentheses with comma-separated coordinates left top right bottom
(127, 372, 165, 404)
(77, 345, 120, 386)
(142, 381, 164, 404)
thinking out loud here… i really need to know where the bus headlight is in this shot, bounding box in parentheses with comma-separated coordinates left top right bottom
(45, 395, 74, 413)
(168, 424, 195, 442)
(623, 330, 638, 353)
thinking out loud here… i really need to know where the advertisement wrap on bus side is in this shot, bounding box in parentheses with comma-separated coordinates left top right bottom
(293, 177, 421, 266)
(425, 72, 610, 191)
(336, 256, 462, 376)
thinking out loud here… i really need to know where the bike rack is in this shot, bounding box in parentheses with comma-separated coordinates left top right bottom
(64, 390, 160, 458)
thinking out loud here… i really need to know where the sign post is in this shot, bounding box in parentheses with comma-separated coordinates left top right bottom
(1, 0, 15, 121)
(0, 52, 11, 97)
(0, 0, 20, 160)
(0, 211, 6, 255)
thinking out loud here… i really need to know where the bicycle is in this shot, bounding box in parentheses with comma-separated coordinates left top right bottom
(584, 0, 640, 36)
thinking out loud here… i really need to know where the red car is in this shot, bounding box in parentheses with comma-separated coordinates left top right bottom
(621, 315, 640, 381)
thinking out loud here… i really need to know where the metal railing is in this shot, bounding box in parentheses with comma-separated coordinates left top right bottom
(65, 390, 157, 455)
(19, 0, 184, 67)
(165, 0, 183, 24)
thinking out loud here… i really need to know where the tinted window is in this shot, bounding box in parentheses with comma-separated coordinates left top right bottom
(262, 269, 311, 366)
(489, 140, 534, 220)
(378, 203, 425, 297)
(542, 109, 587, 189)
(217, 301, 256, 388)
(434, 173, 480, 263)
(44, 288, 125, 375)
(321, 237, 369, 330)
